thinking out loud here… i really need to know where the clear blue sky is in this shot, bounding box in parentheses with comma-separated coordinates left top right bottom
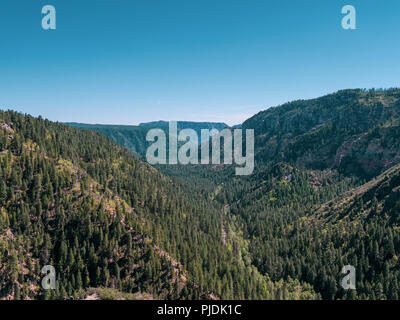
(0, 0, 399, 126)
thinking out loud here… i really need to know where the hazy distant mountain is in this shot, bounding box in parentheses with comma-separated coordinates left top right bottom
(139, 120, 228, 131)
(67, 121, 229, 159)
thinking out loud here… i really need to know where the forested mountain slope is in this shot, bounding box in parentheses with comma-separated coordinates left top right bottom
(9, 88, 399, 300)
(152, 89, 400, 299)
(221, 89, 400, 299)
(298, 163, 400, 299)
(0, 110, 316, 300)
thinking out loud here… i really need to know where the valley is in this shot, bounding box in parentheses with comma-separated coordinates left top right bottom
(1, 88, 400, 300)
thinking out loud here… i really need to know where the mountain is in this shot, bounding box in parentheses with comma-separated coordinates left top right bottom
(228, 89, 400, 299)
(150, 88, 400, 299)
(67, 121, 228, 159)
(3, 88, 400, 300)
(65, 123, 148, 158)
(244, 88, 400, 178)
(138, 120, 228, 132)
(315, 163, 400, 225)
(299, 163, 400, 299)
(1, 110, 315, 300)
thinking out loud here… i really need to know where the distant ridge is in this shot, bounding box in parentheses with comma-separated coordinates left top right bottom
(66, 120, 229, 158)
(139, 120, 228, 130)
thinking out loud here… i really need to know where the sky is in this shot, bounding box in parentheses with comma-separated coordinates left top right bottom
(0, 0, 399, 126)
